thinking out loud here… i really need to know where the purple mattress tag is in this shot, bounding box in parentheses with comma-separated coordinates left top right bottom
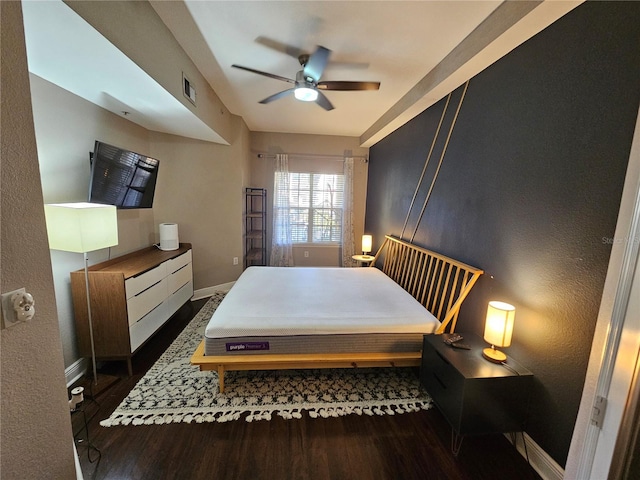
(226, 342, 270, 352)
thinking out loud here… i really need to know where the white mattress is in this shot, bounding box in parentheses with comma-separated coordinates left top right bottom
(204, 267, 439, 350)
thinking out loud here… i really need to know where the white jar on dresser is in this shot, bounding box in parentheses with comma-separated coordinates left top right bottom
(70, 243, 193, 375)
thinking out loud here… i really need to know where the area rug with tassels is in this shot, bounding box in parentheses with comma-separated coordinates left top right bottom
(100, 292, 432, 427)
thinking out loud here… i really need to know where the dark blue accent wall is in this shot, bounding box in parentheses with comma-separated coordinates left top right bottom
(365, 1, 640, 466)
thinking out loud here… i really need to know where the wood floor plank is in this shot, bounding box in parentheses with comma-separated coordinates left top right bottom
(72, 299, 541, 480)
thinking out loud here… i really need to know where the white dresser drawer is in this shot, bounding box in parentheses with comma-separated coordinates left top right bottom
(165, 250, 192, 275)
(129, 300, 169, 352)
(167, 262, 192, 295)
(167, 280, 194, 315)
(127, 277, 167, 326)
(125, 263, 167, 299)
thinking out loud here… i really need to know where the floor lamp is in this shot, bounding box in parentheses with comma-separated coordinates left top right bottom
(44, 202, 118, 386)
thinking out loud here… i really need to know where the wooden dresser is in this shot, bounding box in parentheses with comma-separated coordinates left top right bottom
(71, 243, 193, 374)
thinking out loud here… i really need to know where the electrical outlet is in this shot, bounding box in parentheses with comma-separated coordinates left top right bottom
(233, 257, 239, 265)
(1, 288, 26, 329)
(304, 251, 309, 258)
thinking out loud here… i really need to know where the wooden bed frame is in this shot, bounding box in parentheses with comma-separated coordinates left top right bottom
(191, 235, 483, 392)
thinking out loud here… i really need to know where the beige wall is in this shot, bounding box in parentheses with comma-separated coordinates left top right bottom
(150, 115, 251, 290)
(65, 0, 232, 144)
(250, 132, 369, 266)
(31, 73, 156, 367)
(30, 72, 251, 372)
(22, 0, 365, 381)
(1, 1, 76, 477)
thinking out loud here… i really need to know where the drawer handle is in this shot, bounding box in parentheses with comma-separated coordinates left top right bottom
(130, 267, 157, 279)
(171, 263, 189, 275)
(433, 372, 447, 389)
(135, 279, 163, 297)
(170, 280, 190, 296)
(435, 350, 450, 365)
(134, 301, 164, 324)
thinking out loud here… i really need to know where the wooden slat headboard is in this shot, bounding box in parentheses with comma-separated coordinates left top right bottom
(370, 235, 483, 334)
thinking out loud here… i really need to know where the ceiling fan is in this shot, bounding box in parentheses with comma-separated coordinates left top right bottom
(232, 45, 380, 111)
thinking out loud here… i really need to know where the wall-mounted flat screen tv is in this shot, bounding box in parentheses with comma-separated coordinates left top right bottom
(89, 141, 160, 209)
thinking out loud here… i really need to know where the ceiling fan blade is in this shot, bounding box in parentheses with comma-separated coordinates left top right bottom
(255, 36, 306, 60)
(315, 91, 334, 111)
(317, 81, 381, 91)
(255, 36, 370, 71)
(304, 46, 331, 82)
(232, 64, 295, 84)
(259, 89, 295, 104)
(326, 61, 370, 70)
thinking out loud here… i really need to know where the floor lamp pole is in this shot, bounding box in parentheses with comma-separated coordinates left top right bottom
(83, 252, 98, 386)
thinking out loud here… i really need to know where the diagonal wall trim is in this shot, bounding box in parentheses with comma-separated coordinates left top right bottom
(410, 81, 469, 243)
(400, 93, 451, 240)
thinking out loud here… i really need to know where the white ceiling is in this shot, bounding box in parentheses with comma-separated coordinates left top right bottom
(21, 0, 226, 143)
(172, 0, 502, 137)
(22, 0, 583, 147)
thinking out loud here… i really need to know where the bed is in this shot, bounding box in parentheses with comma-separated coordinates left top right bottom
(191, 235, 483, 392)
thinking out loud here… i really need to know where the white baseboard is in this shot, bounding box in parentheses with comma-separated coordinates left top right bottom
(193, 282, 235, 300)
(74, 442, 84, 480)
(507, 431, 564, 480)
(65, 357, 87, 387)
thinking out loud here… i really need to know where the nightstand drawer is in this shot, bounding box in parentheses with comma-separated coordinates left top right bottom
(420, 333, 533, 436)
(420, 339, 465, 428)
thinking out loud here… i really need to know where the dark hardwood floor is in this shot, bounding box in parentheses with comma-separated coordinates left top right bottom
(72, 298, 541, 480)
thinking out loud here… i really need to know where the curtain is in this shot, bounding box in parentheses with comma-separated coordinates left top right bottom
(341, 157, 358, 267)
(270, 154, 294, 266)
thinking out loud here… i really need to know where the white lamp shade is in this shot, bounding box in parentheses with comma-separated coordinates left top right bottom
(44, 202, 118, 253)
(484, 301, 515, 348)
(362, 234, 373, 254)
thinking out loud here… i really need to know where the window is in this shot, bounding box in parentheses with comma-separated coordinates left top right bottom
(276, 172, 344, 243)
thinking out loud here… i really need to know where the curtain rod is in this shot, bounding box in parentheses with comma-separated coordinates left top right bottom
(257, 152, 368, 162)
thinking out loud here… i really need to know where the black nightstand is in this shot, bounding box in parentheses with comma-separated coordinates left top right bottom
(420, 333, 533, 454)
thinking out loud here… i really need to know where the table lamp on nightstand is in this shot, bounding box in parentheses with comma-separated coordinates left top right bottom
(482, 301, 515, 363)
(361, 234, 373, 256)
(352, 235, 375, 264)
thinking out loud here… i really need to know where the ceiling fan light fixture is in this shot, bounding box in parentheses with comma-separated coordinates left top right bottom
(294, 87, 318, 102)
(233, 45, 379, 110)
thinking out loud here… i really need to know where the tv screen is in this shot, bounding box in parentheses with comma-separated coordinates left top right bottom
(89, 141, 159, 209)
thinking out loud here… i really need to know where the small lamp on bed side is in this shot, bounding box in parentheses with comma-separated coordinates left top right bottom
(361, 235, 373, 255)
(44, 202, 118, 386)
(482, 301, 515, 363)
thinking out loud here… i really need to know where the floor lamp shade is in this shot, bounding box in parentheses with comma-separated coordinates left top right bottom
(44, 203, 118, 252)
(44, 202, 118, 387)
